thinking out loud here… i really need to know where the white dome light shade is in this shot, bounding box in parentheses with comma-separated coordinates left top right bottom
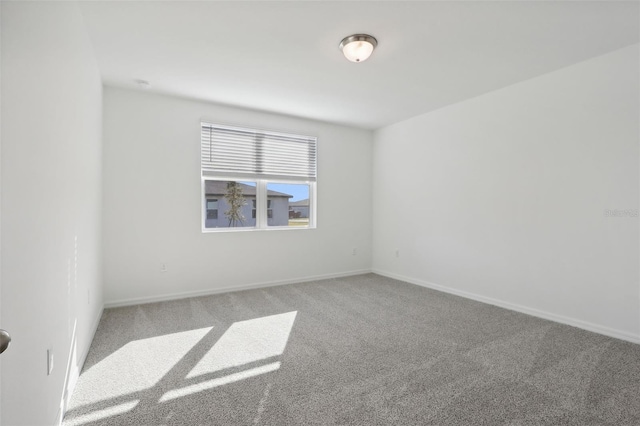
(339, 34, 377, 63)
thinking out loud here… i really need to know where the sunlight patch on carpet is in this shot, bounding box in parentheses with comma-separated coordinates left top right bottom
(75, 327, 213, 406)
(187, 311, 297, 378)
(64, 400, 138, 426)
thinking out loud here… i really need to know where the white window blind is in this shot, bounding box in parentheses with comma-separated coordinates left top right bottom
(201, 122, 317, 182)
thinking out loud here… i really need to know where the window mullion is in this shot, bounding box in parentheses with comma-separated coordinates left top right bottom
(309, 182, 317, 228)
(257, 180, 268, 228)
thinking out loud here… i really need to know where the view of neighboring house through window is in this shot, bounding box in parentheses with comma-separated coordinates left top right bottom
(201, 122, 317, 230)
(204, 181, 256, 228)
(267, 183, 310, 227)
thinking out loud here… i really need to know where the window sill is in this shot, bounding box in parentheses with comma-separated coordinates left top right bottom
(202, 226, 315, 234)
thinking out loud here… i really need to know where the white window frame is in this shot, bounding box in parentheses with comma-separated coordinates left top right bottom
(200, 122, 317, 233)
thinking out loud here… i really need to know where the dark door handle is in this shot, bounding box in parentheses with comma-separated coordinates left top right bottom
(0, 329, 11, 354)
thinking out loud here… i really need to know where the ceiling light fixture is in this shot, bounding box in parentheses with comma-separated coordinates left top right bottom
(339, 34, 377, 63)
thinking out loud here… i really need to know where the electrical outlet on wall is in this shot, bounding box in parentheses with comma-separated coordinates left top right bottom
(352, 248, 357, 256)
(161, 263, 168, 273)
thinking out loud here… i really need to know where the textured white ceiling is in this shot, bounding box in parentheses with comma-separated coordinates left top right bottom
(79, 1, 639, 129)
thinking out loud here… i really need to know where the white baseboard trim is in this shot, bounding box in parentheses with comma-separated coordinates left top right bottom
(59, 304, 104, 425)
(104, 269, 373, 308)
(81, 304, 104, 369)
(372, 269, 640, 345)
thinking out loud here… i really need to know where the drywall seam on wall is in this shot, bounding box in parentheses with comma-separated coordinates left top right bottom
(373, 269, 640, 345)
(104, 269, 372, 308)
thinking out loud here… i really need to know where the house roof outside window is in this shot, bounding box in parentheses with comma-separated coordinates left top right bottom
(290, 199, 309, 207)
(205, 181, 292, 198)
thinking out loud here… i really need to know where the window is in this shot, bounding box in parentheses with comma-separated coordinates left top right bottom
(206, 199, 218, 220)
(203, 181, 256, 229)
(268, 183, 309, 227)
(201, 122, 316, 231)
(252, 200, 273, 219)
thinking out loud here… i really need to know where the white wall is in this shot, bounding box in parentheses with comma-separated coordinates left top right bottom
(373, 44, 640, 342)
(103, 88, 372, 305)
(1, 2, 103, 425)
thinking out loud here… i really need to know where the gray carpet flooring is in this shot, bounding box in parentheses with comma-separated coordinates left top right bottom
(64, 273, 640, 425)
